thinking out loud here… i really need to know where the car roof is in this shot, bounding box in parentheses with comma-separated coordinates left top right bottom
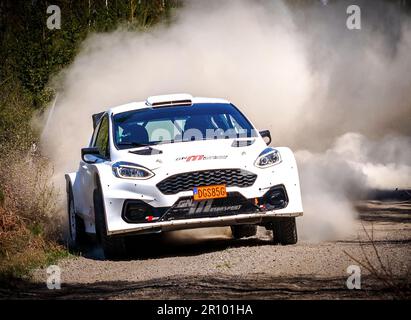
(107, 94, 231, 116)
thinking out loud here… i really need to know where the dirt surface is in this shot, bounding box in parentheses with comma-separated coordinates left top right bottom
(2, 199, 411, 299)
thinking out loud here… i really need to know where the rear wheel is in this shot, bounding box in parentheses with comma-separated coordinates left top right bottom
(271, 217, 298, 245)
(94, 184, 127, 260)
(231, 225, 257, 239)
(67, 186, 87, 250)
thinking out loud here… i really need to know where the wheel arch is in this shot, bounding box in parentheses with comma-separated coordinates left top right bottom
(92, 169, 106, 220)
(65, 172, 78, 203)
(94, 171, 102, 190)
(65, 173, 76, 193)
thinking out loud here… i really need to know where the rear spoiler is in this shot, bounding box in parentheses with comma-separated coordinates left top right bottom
(92, 112, 105, 129)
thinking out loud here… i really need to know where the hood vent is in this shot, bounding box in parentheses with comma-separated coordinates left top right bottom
(129, 147, 163, 155)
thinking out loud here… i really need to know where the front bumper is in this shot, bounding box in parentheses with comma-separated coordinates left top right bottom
(106, 184, 302, 236)
(99, 148, 304, 236)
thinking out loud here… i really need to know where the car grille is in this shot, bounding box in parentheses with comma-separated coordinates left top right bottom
(157, 168, 257, 195)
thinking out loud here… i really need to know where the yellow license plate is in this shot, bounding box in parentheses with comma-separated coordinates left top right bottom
(193, 185, 227, 201)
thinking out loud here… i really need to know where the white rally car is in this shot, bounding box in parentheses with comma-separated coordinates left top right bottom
(66, 94, 303, 258)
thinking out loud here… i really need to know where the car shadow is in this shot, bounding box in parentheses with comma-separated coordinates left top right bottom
(76, 228, 273, 261)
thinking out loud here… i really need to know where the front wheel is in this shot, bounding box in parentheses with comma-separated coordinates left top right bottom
(67, 185, 87, 250)
(270, 218, 298, 245)
(93, 186, 127, 260)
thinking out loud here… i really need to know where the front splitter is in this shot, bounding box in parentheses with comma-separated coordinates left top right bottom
(108, 211, 303, 236)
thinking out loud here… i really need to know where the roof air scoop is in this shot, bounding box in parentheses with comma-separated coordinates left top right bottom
(145, 93, 193, 108)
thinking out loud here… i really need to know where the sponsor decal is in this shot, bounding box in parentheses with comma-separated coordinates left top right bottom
(175, 198, 241, 214)
(176, 154, 228, 162)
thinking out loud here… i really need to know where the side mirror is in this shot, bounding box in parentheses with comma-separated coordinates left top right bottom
(259, 130, 272, 145)
(81, 147, 100, 164)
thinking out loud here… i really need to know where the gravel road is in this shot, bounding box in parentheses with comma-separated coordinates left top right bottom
(4, 199, 411, 299)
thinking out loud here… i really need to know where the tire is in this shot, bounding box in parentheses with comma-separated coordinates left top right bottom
(271, 217, 298, 245)
(231, 224, 257, 239)
(67, 185, 87, 250)
(93, 183, 127, 260)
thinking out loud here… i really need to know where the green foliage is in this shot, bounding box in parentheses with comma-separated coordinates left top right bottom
(0, 78, 36, 153)
(0, 0, 180, 108)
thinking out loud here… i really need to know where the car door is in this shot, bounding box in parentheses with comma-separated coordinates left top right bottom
(78, 115, 110, 220)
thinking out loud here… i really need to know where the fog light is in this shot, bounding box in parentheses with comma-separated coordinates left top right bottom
(263, 186, 288, 210)
(123, 201, 153, 223)
(122, 200, 166, 223)
(268, 191, 285, 206)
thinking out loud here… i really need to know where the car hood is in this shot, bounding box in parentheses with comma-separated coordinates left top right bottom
(111, 138, 268, 173)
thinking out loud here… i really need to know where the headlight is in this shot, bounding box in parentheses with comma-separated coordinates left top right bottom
(112, 162, 154, 179)
(254, 148, 281, 168)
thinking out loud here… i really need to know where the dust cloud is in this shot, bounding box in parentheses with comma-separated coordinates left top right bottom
(40, 0, 411, 241)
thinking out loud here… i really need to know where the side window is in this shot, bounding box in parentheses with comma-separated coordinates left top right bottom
(90, 121, 101, 147)
(94, 116, 110, 158)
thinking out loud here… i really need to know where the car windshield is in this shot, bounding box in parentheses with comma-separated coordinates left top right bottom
(113, 103, 256, 149)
